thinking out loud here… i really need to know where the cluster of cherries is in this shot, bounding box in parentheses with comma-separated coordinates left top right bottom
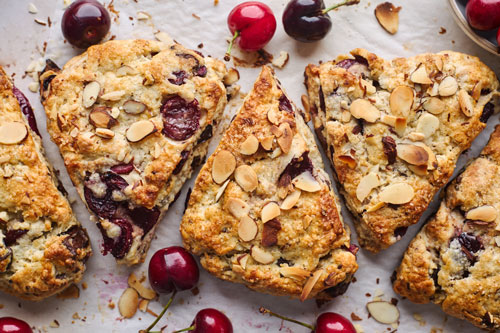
(465, 0, 500, 45)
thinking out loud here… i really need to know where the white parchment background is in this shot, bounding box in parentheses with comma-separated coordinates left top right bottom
(0, 0, 499, 332)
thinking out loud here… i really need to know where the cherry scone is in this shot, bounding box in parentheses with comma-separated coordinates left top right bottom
(39, 39, 229, 265)
(0, 66, 91, 300)
(181, 66, 358, 300)
(305, 49, 500, 252)
(393, 125, 500, 330)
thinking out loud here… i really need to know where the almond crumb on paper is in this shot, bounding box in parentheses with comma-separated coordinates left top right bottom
(49, 320, 60, 328)
(108, 301, 115, 309)
(271, 51, 289, 69)
(56, 284, 80, 299)
(34, 18, 47, 26)
(136, 11, 150, 20)
(439, 27, 447, 34)
(374, 2, 401, 34)
(28, 3, 38, 14)
(72, 312, 81, 320)
(351, 312, 362, 321)
(413, 313, 426, 326)
(192, 13, 201, 20)
(81, 282, 88, 290)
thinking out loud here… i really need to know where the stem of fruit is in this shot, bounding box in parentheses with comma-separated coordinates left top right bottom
(322, 0, 360, 14)
(224, 31, 239, 61)
(144, 290, 177, 333)
(172, 325, 195, 333)
(259, 307, 314, 330)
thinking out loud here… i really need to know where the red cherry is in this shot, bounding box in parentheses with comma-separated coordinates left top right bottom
(465, 0, 500, 31)
(0, 317, 33, 333)
(315, 312, 355, 333)
(148, 246, 199, 294)
(225, 1, 276, 58)
(183, 308, 233, 333)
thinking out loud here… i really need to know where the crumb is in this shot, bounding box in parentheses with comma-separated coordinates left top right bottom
(72, 312, 80, 320)
(57, 284, 80, 299)
(439, 27, 446, 34)
(48, 17, 52, 27)
(191, 287, 200, 296)
(129, 16, 133, 20)
(365, 293, 371, 297)
(214, 0, 219, 5)
(49, 320, 60, 328)
(108, 301, 115, 309)
(351, 312, 362, 321)
(376, 278, 380, 284)
(198, 43, 204, 49)
(81, 282, 88, 290)
(110, 35, 116, 41)
(192, 13, 200, 20)
(352, 276, 357, 283)
(43, 41, 47, 54)
(391, 297, 399, 306)
(34, 18, 47, 26)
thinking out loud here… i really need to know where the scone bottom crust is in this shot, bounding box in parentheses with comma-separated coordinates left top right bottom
(0, 66, 92, 301)
(181, 66, 358, 301)
(39, 40, 229, 265)
(304, 48, 500, 252)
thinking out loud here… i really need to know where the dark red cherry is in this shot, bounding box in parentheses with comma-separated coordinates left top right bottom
(190, 308, 233, 333)
(465, 0, 500, 31)
(0, 317, 33, 333)
(148, 246, 199, 294)
(61, 0, 111, 49)
(315, 312, 355, 333)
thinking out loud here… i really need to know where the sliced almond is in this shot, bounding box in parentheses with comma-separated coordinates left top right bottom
(379, 183, 414, 204)
(227, 197, 250, 219)
(0, 122, 27, 145)
(89, 107, 117, 129)
(138, 299, 149, 312)
(212, 150, 236, 184)
(260, 135, 274, 151)
(350, 99, 380, 122)
(458, 89, 474, 117)
(423, 97, 445, 114)
(271, 125, 283, 137)
(223, 68, 240, 85)
(126, 120, 156, 142)
(100, 90, 126, 101)
(410, 65, 433, 85)
(408, 164, 428, 176)
(116, 65, 137, 77)
(234, 165, 258, 192)
(271, 51, 289, 69)
(280, 266, 310, 281)
(250, 246, 274, 264)
(280, 189, 301, 210)
(95, 128, 115, 139)
(128, 273, 157, 300)
(237, 253, 250, 269)
(300, 269, 323, 301)
(118, 288, 139, 319)
(397, 144, 429, 166)
(366, 301, 400, 324)
(261, 202, 280, 223)
(240, 135, 259, 155)
(356, 172, 380, 202)
(375, 2, 401, 34)
(416, 113, 439, 138)
(339, 155, 357, 169)
(466, 205, 498, 222)
(394, 117, 407, 136)
(277, 123, 293, 154)
(238, 215, 258, 242)
(267, 108, 280, 125)
(415, 143, 437, 170)
(341, 110, 352, 123)
(472, 81, 483, 101)
(292, 172, 321, 192)
(438, 76, 458, 97)
(408, 132, 426, 141)
(366, 201, 386, 213)
(390, 86, 414, 116)
(154, 31, 174, 45)
(215, 179, 230, 202)
(123, 100, 147, 114)
(301, 95, 310, 118)
(360, 79, 376, 95)
(82, 81, 100, 108)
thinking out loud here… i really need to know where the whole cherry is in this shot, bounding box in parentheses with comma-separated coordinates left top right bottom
(225, 2, 276, 60)
(465, 0, 500, 31)
(260, 307, 355, 333)
(144, 246, 200, 333)
(61, 0, 111, 49)
(0, 317, 33, 333)
(173, 308, 233, 333)
(283, 0, 360, 43)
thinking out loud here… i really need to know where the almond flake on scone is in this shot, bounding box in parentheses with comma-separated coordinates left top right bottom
(0, 67, 92, 300)
(181, 66, 358, 300)
(393, 125, 500, 331)
(304, 48, 500, 252)
(39, 40, 228, 265)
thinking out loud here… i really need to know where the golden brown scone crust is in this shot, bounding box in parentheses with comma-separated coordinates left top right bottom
(0, 67, 91, 300)
(181, 66, 357, 300)
(393, 125, 500, 330)
(40, 40, 227, 265)
(304, 49, 500, 252)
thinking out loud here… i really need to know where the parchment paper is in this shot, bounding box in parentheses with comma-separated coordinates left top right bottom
(0, 0, 499, 332)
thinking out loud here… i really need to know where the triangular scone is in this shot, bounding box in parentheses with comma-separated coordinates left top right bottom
(393, 125, 500, 330)
(305, 49, 499, 252)
(181, 66, 357, 300)
(39, 40, 228, 265)
(0, 67, 91, 300)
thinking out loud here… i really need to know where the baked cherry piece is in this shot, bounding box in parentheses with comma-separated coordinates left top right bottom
(0, 317, 33, 333)
(173, 308, 233, 333)
(283, 0, 360, 42)
(260, 307, 355, 333)
(61, 0, 111, 49)
(144, 246, 200, 332)
(225, 2, 276, 60)
(465, 0, 500, 31)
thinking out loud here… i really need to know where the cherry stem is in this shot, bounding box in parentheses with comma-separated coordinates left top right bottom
(224, 30, 239, 61)
(172, 325, 195, 333)
(259, 307, 315, 331)
(144, 290, 177, 333)
(322, 0, 360, 14)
